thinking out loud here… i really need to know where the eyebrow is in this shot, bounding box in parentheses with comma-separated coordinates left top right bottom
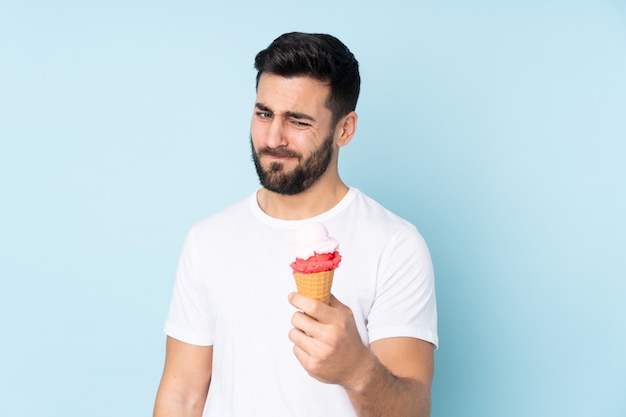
(255, 102, 317, 123)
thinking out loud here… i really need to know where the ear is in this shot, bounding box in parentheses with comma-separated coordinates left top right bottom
(335, 111, 358, 147)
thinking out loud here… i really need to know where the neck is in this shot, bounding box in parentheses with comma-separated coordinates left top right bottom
(257, 176, 349, 220)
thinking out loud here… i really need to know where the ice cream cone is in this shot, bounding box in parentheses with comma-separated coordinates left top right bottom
(293, 270, 334, 304)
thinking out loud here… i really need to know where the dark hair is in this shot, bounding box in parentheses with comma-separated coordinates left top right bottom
(254, 32, 360, 125)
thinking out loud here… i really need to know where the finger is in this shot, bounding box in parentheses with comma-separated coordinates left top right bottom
(288, 292, 332, 322)
(288, 326, 309, 349)
(289, 326, 323, 358)
(291, 343, 312, 371)
(290, 310, 322, 338)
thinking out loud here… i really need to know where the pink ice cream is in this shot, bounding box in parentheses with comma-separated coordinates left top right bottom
(290, 222, 341, 274)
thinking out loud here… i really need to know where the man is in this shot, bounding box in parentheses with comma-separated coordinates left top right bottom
(153, 32, 438, 417)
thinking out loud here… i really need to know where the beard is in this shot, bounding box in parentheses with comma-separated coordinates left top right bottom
(251, 132, 335, 195)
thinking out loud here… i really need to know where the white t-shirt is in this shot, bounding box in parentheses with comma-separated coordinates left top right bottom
(164, 188, 438, 417)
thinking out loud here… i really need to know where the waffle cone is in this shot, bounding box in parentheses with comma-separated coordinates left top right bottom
(293, 270, 335, 304)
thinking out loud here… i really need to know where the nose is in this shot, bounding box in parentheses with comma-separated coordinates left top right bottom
(266, 117, 288, 148)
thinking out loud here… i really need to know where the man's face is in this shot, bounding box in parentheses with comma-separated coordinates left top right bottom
(250, 73, 337, 195)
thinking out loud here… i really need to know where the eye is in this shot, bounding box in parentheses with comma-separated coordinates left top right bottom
(291, 119, 311, 128)
(256, 111, 272, 119)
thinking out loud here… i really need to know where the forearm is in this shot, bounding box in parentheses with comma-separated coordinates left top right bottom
(153, 397, 205, 417)
(345, 353, 431, 417)
(153, 385, 208, 417)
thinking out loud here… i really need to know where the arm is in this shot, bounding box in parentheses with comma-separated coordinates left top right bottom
(153, 336, 213, 417)
(347, 337, 433, 417)
(288, 294, 434, 417)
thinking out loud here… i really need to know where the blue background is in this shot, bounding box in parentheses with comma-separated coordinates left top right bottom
(1, 1, 625, 416)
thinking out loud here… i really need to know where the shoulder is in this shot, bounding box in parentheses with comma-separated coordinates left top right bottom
(329, 188, 428, 262)
(348, 188, 418, 234)
(190, 193, 254, 233)
(181, 192, 258, 252)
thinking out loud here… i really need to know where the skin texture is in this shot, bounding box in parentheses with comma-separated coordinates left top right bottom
(288, 293, 433, 417)
(153, 73, 434, 417)
(251, 73, 356, 220)
(153, 337, 212, 417)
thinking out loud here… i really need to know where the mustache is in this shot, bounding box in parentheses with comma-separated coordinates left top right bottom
(257, 147, 301, 158)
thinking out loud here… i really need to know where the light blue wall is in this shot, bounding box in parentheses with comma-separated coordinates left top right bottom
(1, 1, 624, 416)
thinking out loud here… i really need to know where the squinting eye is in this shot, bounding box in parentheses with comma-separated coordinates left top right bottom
(292, 120, 311, 127)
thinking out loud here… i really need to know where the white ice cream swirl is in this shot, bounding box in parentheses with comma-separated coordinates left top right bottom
(293, 222, 339, 260)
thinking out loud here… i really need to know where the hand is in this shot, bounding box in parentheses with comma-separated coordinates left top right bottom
(288, 293, 374, 390)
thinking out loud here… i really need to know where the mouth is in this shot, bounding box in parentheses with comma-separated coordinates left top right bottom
(259, 148, 300, 160)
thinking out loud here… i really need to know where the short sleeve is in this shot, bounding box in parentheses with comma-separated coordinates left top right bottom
(163, 228, 213, 346)
(366, 226, 438, 349)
